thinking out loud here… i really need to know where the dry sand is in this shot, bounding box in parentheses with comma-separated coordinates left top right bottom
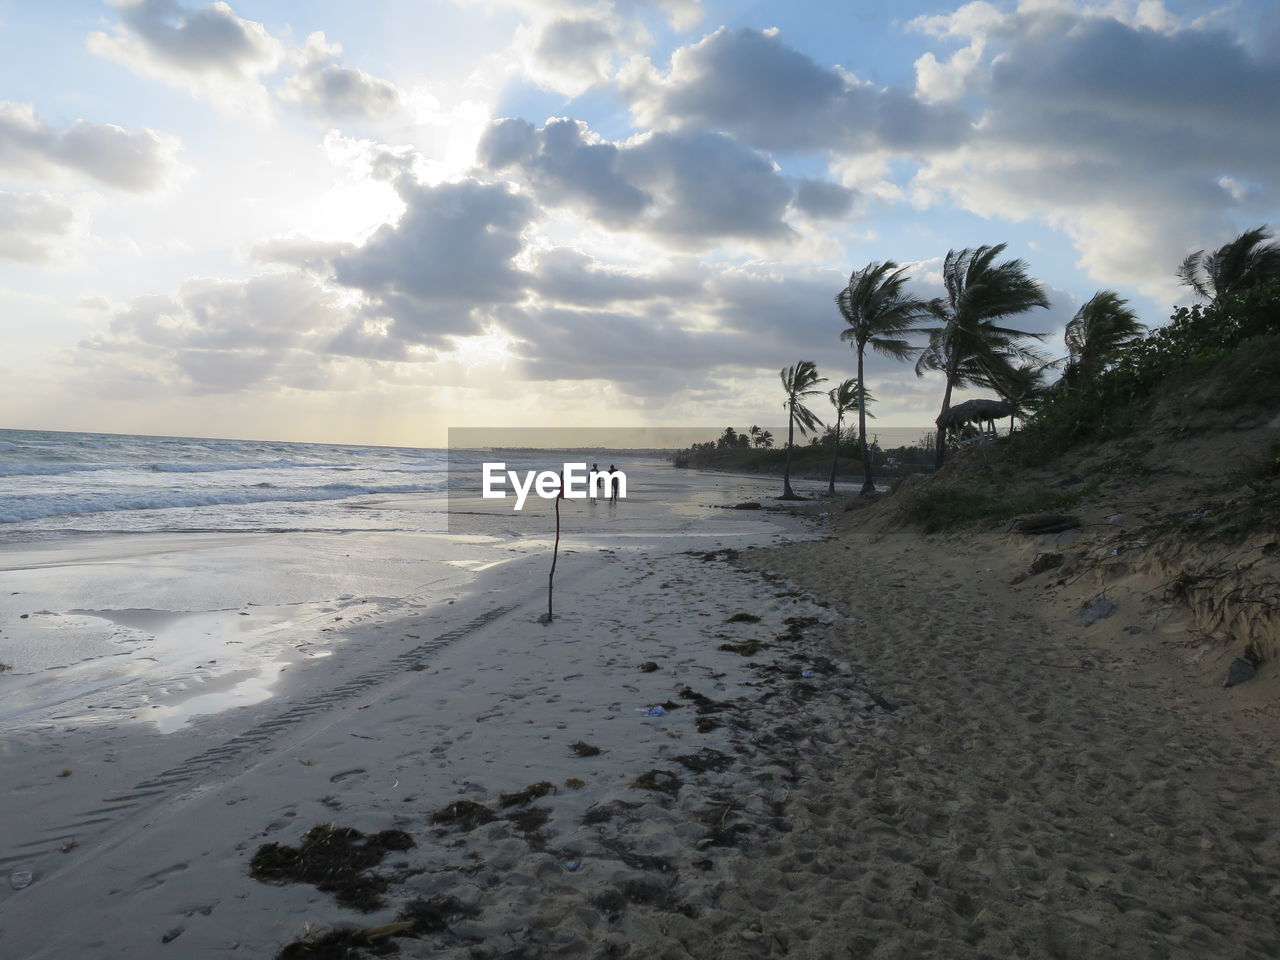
(2, 492, 1278, 959)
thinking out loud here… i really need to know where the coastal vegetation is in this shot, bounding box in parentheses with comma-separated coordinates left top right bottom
(835, 260, 928, 493)
(678, 225, 1280, 514)
(778, 361, 827, 499)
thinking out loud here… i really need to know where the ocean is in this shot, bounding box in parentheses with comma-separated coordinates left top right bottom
(0, 428, 451, 540)
(0, 428, 809, 732)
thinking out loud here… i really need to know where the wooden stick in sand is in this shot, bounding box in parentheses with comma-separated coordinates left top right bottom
(545, 470, 563, 622)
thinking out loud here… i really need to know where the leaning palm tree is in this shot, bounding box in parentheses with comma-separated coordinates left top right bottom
(917, 244, 1050, 468)
(837, 261, 930, 495)
(1178, 226, 1280, 307)
(756, 429, 774, 449)
(747, 425, 761, 447)
(826, 378, 873, 495)
(779, 361, 826, 499)
(1062, 290, 1145, 386)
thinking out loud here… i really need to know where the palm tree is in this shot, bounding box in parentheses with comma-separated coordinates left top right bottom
(984, 356, 1050, 432)
(779, 361, 826, 499)
(917, 244, 1050, 468)
(1062, 290, 1145, 386)
(1178, 226, 1280, 306)
(748, 425, 761, 447)
(826, 378, 873, 495)
(837, 261, 930, 495)
(756, 430, 774, 449)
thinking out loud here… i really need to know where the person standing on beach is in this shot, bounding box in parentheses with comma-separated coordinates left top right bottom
(608, 464, 620, 503)
(590, 463, 600, 502)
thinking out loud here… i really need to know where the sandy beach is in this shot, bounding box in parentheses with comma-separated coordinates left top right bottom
(3, 461, 1279, 959)
(0, 464, 838, 957)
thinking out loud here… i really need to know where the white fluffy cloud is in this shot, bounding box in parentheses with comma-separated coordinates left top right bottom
(0, 101, 177, 191)
(478, 116, 810, 246)
(279, 32, 404, 121)
(88, 0, 284, 116)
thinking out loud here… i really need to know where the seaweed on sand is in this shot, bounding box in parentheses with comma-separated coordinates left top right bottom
(677, 687, 733, 714)
(672, 748, 732, 773)
(717, 639, 765, 656)
(724, 612, 761, 624)
(570, 741, 601, 757)
(506, 805, 552, 841)
(580, 800, 641, 826)
(598, 836, 673, 873)
(277, 929, 398, 960)
(630, 769, 682, 796)
(593, 879, 697, 917)
(430, 800, 498, 831)
(776, 615, 823, 642)
(398, 895, 479, 934)
(695, 717, 723, 733)
(250, 825, 414, 912)
(638, 661, 660, 672)
(275, 898, 478, 960)
(499, 781, 555, 807)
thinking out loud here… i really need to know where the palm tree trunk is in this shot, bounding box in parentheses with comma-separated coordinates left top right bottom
(782, 406, 796, 498)
(828, 411, 842, 496)
(857, 346, 875, 496)
(934, 375, 956, 470)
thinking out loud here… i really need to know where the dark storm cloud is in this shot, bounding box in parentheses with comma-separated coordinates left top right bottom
(621, 27, 970, 154)
(0, 101, 174, 191)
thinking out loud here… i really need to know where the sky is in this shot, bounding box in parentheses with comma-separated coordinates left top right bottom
(2, 0, 1278, 447)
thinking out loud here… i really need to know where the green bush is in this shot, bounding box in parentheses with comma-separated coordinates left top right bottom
(895, 478, 1094, 533)
(1008, 283, 1280, 466)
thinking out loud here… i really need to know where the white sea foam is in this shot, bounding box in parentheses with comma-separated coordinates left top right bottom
(0, 428, 450, 532)
(0, 481, 446, 524)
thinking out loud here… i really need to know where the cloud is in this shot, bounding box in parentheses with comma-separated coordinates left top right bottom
(516, 14, 641, 97)
(88, 0, 284, 115)
(620, 26, 970, 155)
(83, 272, 360, 393)
(0, 101, 177, 191)
(793, 179, 858, 220)
(279, 32, 404, 121)
(906, 1, 1280, 299)
(0, 192, 75, 263)
(332, 176, 536, 343)
(528, 246, 705, 307)
(251, 236, 357, 274)
(477, 116, 801, 246)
